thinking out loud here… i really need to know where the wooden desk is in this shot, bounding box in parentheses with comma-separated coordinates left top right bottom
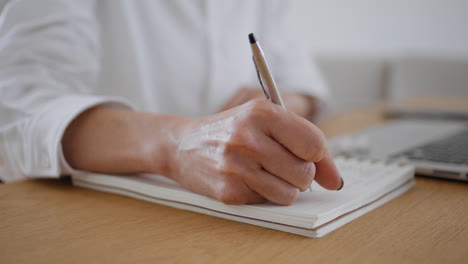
(1, 103, 468, 264)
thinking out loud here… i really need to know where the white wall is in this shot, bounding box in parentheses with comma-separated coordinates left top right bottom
(294, 0, 468, 56)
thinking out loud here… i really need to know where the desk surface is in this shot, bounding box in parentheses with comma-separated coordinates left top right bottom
(1, 103, 468, 264)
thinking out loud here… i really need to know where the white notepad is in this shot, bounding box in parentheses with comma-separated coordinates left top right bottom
(72, 157, 415, 238)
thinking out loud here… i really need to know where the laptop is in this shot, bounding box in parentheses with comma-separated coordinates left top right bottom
(328, 118, 468, 182)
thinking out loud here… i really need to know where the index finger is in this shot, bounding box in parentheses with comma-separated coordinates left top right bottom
(264, 105, 327, 162)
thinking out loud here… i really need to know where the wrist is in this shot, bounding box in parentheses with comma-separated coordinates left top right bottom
(284, 93, 323, 120)
(140, 114, 190, 178)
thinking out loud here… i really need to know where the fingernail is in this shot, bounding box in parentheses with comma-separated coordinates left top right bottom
(337, 177, 344, 191)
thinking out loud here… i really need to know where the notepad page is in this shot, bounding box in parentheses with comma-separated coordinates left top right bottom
(309, 157, 407, 192)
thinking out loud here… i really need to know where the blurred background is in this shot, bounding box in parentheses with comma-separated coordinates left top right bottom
(292, 0, 468, 114)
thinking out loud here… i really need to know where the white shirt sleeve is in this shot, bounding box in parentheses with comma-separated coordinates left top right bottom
(0, 0, 132, 182)
(259, 0, 329, 102)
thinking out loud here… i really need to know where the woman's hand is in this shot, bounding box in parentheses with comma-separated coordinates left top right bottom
(163, 99, 342, 205)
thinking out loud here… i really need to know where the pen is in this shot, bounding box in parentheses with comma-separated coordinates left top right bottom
(248, 33, 285, 108)
(249, 33, 315, 192)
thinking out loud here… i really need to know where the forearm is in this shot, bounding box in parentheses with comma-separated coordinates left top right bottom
(62, 106, 188, 176)
(283, 93, 323, 120)
(220, 87, 324, 120)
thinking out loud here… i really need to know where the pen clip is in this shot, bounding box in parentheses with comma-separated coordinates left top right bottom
(252, 56, 270, 100)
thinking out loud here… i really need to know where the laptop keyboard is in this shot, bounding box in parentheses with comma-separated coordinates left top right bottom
(391, 129, 468, 165)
